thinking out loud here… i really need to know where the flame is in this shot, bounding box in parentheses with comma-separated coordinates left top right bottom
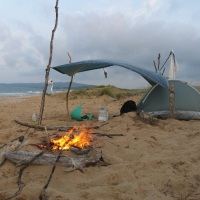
(50, 125, 93, 150)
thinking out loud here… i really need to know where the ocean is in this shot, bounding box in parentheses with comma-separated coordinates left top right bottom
(0, 82, 94, 97)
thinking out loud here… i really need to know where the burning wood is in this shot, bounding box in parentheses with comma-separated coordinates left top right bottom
(0, 126, 108, 171)
(38, 125, 94, 152)
(1, 128, 108, 200)
(69, 146, 90, 155)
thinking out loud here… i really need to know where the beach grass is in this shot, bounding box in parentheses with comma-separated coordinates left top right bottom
(53, 85, 148, 100)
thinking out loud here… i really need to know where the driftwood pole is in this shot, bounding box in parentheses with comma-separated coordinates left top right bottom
(169, 82, 175, 118)
(153, 53, 160, 72)
(38, 0, 59, 125)
(66, 76, 73, 116)
(66, 52, 73, 116)
(157, 53, 160, 70)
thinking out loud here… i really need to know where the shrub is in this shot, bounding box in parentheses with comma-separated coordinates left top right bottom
(75, 89, 88, 96)
(100, 87, 115, 98)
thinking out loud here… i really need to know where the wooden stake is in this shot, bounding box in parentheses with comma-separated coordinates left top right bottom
(38, 0, 59, 125)
(66, 52, 73, 116)
(157, 53, 160, 70)
(169, 82, 175, 118)
(66, 75, 74, 116)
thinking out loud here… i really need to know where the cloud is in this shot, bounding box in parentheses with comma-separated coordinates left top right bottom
(0, 0, 200, 88)
(50, 9, 200, 88)
(0, 20, 51, 82)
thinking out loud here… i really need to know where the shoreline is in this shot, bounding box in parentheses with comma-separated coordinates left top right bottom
(0, 95, 41, 105)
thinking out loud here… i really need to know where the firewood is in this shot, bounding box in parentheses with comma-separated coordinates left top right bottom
(93, 132, 124, 138)
(5, 148, 107, 169)
(14, 120, 106, 131)
(14, 120, 75, 131)
(69, 146, 90, 155)
(136, 111, 159, 126)
(39, 151, 61, 200)
(0, 136, 24, 165)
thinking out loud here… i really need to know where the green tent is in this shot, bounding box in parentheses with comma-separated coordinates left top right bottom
(137, 80, 200, 120)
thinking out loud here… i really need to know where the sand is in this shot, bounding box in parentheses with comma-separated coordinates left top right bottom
(0, 92, 200, 200)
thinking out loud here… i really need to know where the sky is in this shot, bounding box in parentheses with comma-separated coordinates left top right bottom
(0, 0, 200, 89)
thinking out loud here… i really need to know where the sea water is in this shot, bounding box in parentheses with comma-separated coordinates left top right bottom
(0, 82, 94, 97)
(0, 83, 65, 97)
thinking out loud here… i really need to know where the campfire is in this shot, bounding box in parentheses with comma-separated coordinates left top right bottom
(0, 126, 107, 200)
(39, 125, 94, 152)
(1, 123, 121, 174)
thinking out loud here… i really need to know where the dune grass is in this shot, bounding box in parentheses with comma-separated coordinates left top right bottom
(53, 85, 148, 100)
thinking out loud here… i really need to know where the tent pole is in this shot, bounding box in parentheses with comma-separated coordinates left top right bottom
(169, 82, 175, 118)
(66, 75, 73, 116)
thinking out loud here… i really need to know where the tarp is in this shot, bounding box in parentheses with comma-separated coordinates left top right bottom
(53, 60, 169, 90)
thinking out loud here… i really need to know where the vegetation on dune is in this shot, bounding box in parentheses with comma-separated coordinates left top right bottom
(100, 87, 115, 98)
(53, 85, 148, 100)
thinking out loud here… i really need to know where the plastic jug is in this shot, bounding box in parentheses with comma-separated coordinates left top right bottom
(32, 113, 37, 125)
(98, 107, 108, 121)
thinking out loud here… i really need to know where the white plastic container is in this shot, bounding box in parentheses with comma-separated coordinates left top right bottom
(98, 107, 108, 121)
(32, 113, 37, 122)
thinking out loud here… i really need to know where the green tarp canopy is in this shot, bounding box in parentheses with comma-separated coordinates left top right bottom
(52, 60, 169, 90)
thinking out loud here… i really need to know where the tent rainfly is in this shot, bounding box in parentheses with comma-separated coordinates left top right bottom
(53, 60, 200, 120)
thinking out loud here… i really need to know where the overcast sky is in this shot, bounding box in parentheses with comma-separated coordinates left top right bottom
(1, 0, 200, 89)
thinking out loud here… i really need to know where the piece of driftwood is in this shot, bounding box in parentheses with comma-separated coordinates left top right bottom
(0, 136, 24, 165)
(37, 0, 59, 126)
(14, 120, 106, 131)
(14, 120, 75, 131)
(5, 148, 107, 170)
(5, 151, 45, 200)
(69, 146, 90, 155)
(39, 151, 61, 200)
(136, 111, 159, 126)
(93, 132, 124, 138)
(169, 82, 175, 118)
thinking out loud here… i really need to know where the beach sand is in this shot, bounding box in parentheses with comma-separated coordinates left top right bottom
(0, 91, 200, 200)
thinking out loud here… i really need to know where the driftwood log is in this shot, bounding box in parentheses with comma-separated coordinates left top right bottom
(5, 148, 107, 170)
(136, 111, 159, 126)
(14, 120, 108, 131)
(0, 136, 24, 165)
